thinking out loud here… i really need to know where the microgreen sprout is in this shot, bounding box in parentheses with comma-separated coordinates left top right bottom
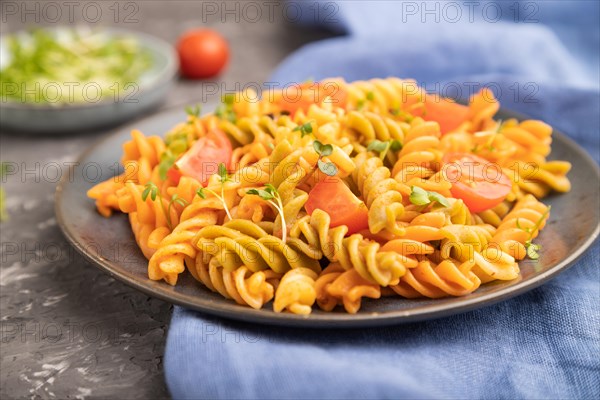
(409, 186, 450, 209)
(196, 163, 233, 221)
(367, 139, 402, 161)
(516, 205, 551, 260)
(215, 93, 237, 123)
(356, 92, 375, 111)
(390, 108, 414, 122)
(141, 182, 188, 230)
(486, 120, 504, 151)
(158, 152, 178, 181)
(185, 104, 201, 122)
(160, 128, 190, 180)
(141, 182, 159, 202)
(247, 184, 287, 243)
(313, 140, 338, 176)
(293, 121, 314, 137)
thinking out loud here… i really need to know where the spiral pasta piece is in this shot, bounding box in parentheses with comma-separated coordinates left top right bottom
(488, 194, 550, 260)
(191, 259, 278, 309)
(147, 197, 222, 285)
(315, 263, 381, 314)
(193, 219, 321, 277)
(273, 268, 318, 314)
(290, 210, 408, 287)
(391, 257, 481, 299)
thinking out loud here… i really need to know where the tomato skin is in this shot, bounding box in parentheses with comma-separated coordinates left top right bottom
(305, 176, 369, 235)
(442, 153, 512, 213)
(167, 167, 182, 185)
(175, 129, 232, 186)
(276, 82, 347, 117)
(177, 30, 229, 79)
(421, 95, 470, 134)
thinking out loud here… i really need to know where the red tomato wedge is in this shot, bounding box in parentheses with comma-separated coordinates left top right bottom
(421, 95, 470, 134)
(305, 176, 369, 235)
(442, 153, 512, 213)
(276, 81, 347, 117)
(174, 129, 232, 186)
(166, 167, 183, 185)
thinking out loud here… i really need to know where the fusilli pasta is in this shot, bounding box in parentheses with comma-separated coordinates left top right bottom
(89, 77, 571, 314)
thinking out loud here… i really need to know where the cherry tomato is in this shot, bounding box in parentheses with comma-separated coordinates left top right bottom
(442, 153, 512, 213)
(177, 29, 229, 79)
(421, 94, 470, 134)
(175, 129, 232, 186)
(305, 176, 369, 235)
(276, 81, 347, 117)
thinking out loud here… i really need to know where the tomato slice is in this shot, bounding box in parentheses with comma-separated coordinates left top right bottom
(175, 129, 232, 186)
(442, 153, 512, 213)
(276, 81, 347, 117)
(305, 176, 369, 235)
(167, 167, 183, 185)
(421, 94, 470, 134)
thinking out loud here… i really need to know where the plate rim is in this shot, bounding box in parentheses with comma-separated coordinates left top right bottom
(55, 105, 600, 328)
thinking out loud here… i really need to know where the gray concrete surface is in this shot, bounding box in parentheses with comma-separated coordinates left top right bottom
(0, 2, 334, 398)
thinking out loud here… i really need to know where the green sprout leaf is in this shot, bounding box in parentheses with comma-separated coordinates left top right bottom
(218, 163, 229, 183)
(368, 139, 402, 161)
(172, 194, 188, 207)
(265, 183, 278, 194)
(247, 185, 287, 242)
(356, 99, 366, 111)
(158, 152, 177, 181)
(409, 186, 431, 206)
(313, 140, 337, 176)
(390, 108, 414, 122)
(167, 194, 189, 224)
(366, 91, 375, 101)
(526, 242, 541, 260)
(389, 140, 402, 152)
(409, 186, 450, 208)
(320, 144, 333, 157)
(215, 94, 237, 123)
(223, 93, 235, 105)
(318, 160, 338, 176)
(313, 140, 323, 155)
(247, 188, 274, 200)
(367, 140, 388, 153)
(142, 183, 158, 202)
(428, 191, 451, 208)
(313, 140, 333, 157)
(293, 121, 313, 137)
(185, 104, 201, 118)
(196, 188, 207, 199)
(518, 205, 551, 261)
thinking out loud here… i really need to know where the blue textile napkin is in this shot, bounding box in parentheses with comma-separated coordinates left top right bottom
(165, 2, 599, 398)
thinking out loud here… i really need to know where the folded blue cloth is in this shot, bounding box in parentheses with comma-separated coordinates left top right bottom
(165, 2, 600, 398)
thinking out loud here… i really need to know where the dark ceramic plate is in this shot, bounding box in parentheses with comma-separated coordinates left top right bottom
(55, 105, 600, 327)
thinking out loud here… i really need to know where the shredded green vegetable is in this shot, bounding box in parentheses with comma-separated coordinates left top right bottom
(0, 28, 153, 104)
